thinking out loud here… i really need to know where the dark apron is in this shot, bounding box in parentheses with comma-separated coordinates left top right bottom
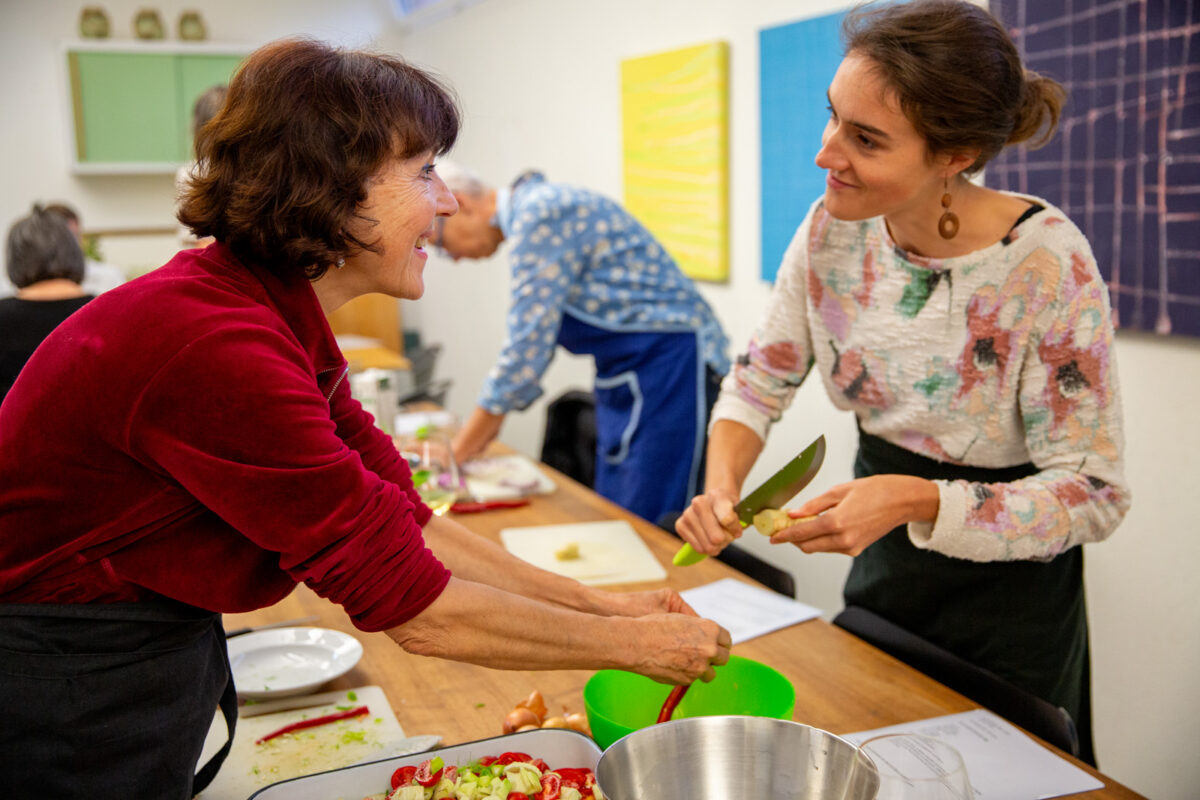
(845, 429, 1094, 763)
(558, 312, 714, 525)
(0, 599, 237, 799)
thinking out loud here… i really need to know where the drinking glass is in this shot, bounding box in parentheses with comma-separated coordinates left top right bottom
(851, 733, 973, 800)
(396, 428, 465, 515)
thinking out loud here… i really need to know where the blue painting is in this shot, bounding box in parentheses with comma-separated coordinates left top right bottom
(760, 10, 847, 282)
(987, 0, 1200, 337)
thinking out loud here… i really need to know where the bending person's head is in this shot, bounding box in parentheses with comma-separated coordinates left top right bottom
(178, 38, 460, 280)
(5, 204, 85, 289)
(431, 159, 504, 261)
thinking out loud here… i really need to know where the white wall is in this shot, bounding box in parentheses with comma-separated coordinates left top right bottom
(394, 1, 1200, 798)
(2, 1, 1196, 797)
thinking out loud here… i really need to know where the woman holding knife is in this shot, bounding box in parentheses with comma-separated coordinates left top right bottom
(676, 0, 1128, 764)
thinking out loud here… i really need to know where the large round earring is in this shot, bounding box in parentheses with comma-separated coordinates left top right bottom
(938, 177, 959, 240)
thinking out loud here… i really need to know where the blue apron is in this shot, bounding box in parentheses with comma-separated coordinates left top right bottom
(558, 312, 709, 524)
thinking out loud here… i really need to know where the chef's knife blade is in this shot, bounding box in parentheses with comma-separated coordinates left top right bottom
(673, 435, 826, 566)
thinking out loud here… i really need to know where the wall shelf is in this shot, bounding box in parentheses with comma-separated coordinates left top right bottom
(63, 40, 250, 175)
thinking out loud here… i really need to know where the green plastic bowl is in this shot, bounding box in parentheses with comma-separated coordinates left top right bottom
(583, 655, 795, 750)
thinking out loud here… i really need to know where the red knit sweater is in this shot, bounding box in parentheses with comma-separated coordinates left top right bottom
(0, 243, 448, 632)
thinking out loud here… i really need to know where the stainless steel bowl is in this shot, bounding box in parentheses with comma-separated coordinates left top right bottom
(595, 716, 878, 800)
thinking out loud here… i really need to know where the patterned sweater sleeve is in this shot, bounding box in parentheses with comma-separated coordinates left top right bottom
(910, 227, 1131, 561)
(710, 205, 818, 441)
(477, 202, 581, 414)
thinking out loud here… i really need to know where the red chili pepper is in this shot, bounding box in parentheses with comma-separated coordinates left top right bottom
(255, 705, 369, 744)
(657, 685, 689, 723)
(449, 498, 531, 513)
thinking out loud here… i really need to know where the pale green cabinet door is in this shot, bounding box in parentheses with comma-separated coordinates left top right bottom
(70, 52, 182, 163)
(177, 55, 243, 159)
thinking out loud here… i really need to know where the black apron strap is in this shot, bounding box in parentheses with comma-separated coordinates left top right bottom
(845, 428, 1093, 762)
(0, 598, 236, 800)
(192, 628, 239, 794)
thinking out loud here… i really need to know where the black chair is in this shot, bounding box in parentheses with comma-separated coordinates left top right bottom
(540, 389, 597, 488)
(396, 378, 452, 408)
(655, 512, 796, 598)
(396, 343, 451, 408)
(832, 605, 1081, 759)
(712, 542, 796, 598)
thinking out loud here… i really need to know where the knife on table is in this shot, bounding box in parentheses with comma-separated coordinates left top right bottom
(672, 435, 826, 566)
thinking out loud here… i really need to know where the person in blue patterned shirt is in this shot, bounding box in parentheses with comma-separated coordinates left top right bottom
(437, 162, 730, 524)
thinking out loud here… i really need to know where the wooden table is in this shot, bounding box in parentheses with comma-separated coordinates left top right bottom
(224, 455, 1142, 798)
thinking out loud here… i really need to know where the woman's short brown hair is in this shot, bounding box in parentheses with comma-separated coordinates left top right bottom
(178, 39, 459, 279)
(843, 0, 1065, 173)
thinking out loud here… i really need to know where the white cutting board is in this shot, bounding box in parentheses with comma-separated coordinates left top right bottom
(197, 685, 406, 800)
(500, 520, 667, 586)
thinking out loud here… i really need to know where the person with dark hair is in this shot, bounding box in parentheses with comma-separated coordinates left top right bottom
(0, 204, 94, 403)
(0, 39, 728, 799)
(434, 161, 730, 526)
(675, 0, 1127, 765)
(176, 84, 229, 247)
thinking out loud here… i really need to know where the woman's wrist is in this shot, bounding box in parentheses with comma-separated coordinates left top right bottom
(910, 477, 941, 524)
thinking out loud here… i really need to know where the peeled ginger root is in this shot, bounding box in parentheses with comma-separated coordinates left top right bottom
(752, 508, 817, 535)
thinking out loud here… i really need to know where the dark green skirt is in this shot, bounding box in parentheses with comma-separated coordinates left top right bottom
(845, 430, 1093, 762)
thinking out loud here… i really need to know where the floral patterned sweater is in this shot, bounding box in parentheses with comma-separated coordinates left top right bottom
(712, 196, 1130, 562)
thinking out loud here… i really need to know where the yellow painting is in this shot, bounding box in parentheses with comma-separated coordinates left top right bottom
(621, 41, 729, 282)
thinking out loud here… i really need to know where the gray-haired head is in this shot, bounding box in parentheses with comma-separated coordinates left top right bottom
(191, 84, 229, 154)
(5, 204, 86, 288)
(435, 159, 491, 197)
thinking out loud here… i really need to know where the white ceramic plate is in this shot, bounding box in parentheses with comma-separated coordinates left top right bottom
(227, 627, 363, 700)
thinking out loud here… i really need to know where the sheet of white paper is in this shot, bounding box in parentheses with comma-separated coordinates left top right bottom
(843, 709, 1104, 800)
(679, 577, 820, 644)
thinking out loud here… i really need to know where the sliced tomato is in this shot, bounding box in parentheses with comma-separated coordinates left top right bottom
(495, 751, 533, 765)
(478, 755, 497, 766)
(532, 757, 550, 773)
(535, 772, 562, 800)
(552, 768, 590, 789)
(390, 765, 416, 789)
(506, 793, 530, 800)
(413, 759, 444, 787)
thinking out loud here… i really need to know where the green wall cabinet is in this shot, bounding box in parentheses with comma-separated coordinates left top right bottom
(66, 42, 246, 174)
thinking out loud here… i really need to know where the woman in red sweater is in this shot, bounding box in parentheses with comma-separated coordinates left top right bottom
(0, 39, 729, 799)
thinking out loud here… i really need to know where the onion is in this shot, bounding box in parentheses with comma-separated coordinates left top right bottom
(516, 689, 548, 720)
(515, 723, 540, 732)
(503, 706, 540, 734)
(565, 712, 590, 734)
(540, 715, 568, 729)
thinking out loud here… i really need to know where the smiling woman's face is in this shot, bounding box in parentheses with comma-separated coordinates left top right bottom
(341, 153, 458, 300)
(814, 53, 945, 224)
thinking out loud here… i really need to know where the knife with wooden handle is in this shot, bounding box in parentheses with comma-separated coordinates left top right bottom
(673, 435, 826, 566)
